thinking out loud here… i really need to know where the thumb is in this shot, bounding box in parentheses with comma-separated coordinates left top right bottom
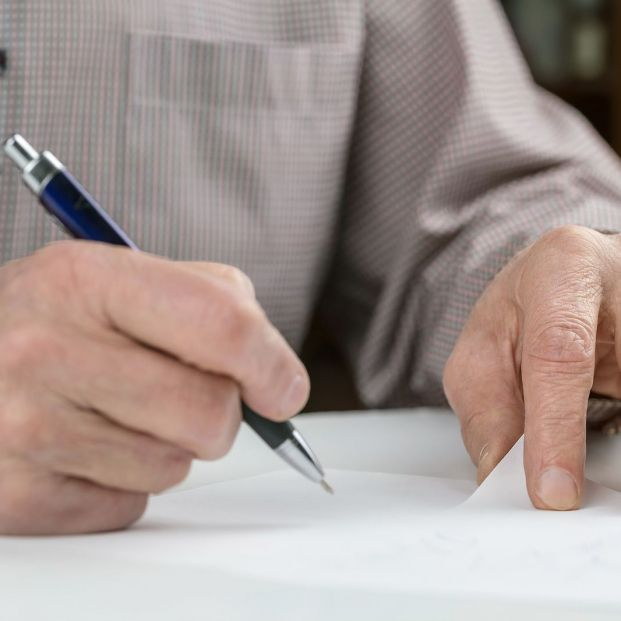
(444, 325, 524, 484)
(470, 407, 524, 484)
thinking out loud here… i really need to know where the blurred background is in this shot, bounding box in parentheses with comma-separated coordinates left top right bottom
(303, 0, 621, 413)
(501, 0, 621, 155)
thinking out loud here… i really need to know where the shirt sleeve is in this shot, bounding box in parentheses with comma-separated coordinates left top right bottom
(321, 0, 621, 408)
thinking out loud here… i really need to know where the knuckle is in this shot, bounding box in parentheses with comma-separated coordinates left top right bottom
(1, 406, 49, 455)
(539, 225, 600, 256)
(525, 321, 594, 366)
(443, 342, 473, 407)
(0, 247, 100, 333)
(458, 409, 487, 463)
(442, 351, 460, 401)
(204, 432, 237, 461)
(526, 227, 604, 291)
(33, 241, 126, 313)
(115, 494, 149, 529)
(220, 297, 265, 356)
(459, 406, 485, 441)
(83, 489, 149, 534)
(29, 242, 71, 275)
(0, 324, 60, 376)
(524, 229, 603, 299)
(0, 477, 40, 534)
(36, 240, 117, 274)
(35, 240, 83, 264)
(152, 451, 193, 492)
(216, 264, 256, 298)
(1, 243, 107, 314)
(32, 242, 87, 288)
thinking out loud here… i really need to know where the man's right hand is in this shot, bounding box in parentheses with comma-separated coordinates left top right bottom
(0, 241, 309, 535)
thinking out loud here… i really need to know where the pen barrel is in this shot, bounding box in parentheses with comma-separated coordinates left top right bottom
(40, 170, 138, 249)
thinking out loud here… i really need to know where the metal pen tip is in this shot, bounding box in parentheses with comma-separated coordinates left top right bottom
(320, 480, 334, 495)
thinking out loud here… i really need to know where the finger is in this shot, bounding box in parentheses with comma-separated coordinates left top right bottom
(67, 244, 309, 421)
(18, 406, 194, 493)
(34, 328, 243, 459)
(444, 297, 524, 484)
(0, 457, 148, 535)
(520, 255, 601, 511)
(179, 262, 256, 298)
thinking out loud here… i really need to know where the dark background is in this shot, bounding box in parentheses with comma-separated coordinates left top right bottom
(303, 0, 621, 412)
(500, 0, 621, 156)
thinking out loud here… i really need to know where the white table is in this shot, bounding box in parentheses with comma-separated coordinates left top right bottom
(2, 409, 621, 621)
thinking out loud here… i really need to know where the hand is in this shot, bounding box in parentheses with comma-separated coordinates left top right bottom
(444, 225, 621, 511)
(0, 241, 309, 534)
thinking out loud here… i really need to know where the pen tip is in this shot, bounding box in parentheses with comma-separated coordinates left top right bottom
(320, 480, 334, 495)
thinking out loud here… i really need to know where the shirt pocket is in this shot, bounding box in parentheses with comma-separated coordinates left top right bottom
(123, 31, 361, 277)
(128, 32, 357, 115)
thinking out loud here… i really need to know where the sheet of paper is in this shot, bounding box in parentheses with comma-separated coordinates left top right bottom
(431, 437, 621, 604)
(6, 411, 621, 621)
(46, 440, 621, 612)
(61, 470, 475, 588)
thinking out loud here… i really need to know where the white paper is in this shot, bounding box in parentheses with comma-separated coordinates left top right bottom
(431, 437, 621, 604)
(6, 410, 621, 621)
(53, 439, 621, 610)
(65, 470, 475, 586)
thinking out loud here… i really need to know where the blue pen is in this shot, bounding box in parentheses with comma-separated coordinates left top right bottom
(3, 134, 333, 494)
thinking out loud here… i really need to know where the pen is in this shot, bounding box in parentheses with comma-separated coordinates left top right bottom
(3, 134, 333, 495)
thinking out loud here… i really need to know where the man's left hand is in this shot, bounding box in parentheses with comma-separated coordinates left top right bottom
(444, 225, 621, 511)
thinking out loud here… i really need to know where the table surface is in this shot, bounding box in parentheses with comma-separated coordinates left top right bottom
(3, 408, 621, 621)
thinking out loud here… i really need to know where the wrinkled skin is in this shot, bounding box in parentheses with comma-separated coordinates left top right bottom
(0, 241, 309, 534)
(445, 225, 621, 511)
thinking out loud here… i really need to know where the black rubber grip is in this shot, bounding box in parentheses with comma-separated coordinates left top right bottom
(242, 404, 295, 449)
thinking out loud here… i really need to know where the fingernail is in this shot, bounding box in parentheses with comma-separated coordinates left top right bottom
(280, 373, 308, 417)
(535, 467, 579, 511)
(476, 444, 491, 484)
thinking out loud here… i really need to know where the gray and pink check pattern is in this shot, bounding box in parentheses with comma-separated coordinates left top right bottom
(2, 0, 621, 410)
